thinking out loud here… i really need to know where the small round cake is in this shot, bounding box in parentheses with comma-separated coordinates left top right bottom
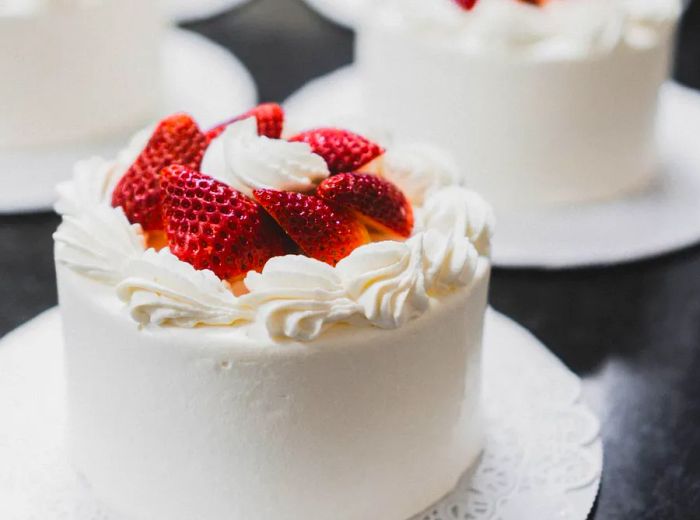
(356, 0, 681, 210)
(0, 0, 162, 149)
(54, 105, 493, 520)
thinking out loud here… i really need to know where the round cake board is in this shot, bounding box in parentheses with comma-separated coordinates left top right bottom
(167, 0, 249, 22)
(0, 307, 602, 520)
(285, 66, 700, 269)
(301, 0, 365, 28)
(0, 28, 257, 215)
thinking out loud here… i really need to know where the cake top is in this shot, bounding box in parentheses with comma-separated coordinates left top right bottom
(54, 104, 493, 342)
(370, 0, 681, 58)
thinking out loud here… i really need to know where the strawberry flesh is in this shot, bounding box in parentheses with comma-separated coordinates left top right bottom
(288, 128, 384, 174)
(206, 103, 284, 141)
(161, 165, 290, 280)
(316, 172, 414, 238)
(111, 113, 206, 231)
(253, 189, 369, 266)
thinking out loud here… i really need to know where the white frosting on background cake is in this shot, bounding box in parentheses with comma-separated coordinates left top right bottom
(356, 0, 681, 210)
(0, 0, 162, 148)
(54, 124, 493, 519)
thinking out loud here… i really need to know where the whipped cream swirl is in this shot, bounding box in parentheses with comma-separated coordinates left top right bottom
(201, 118, 329, 196)
(422, 229, 480, 294)
(55, 157, 119, 216)
(117, 249, 250, 327)
(54, 206, 146, 284)
(55, 124, 150, 216)
(421, 186, 494, 256)
(242, 256, 362, 340)
(336, 238, 429, 329)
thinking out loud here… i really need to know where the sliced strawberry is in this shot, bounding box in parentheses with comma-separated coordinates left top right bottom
(111, 113, 207, 231)
(206, 103, 285, 141)
(160, 165, 290, 281)
(454, 0, 478, 9)
(287, 128, 384, 174)
(316, 173, 414, 238)
(253, 189, 369, 266)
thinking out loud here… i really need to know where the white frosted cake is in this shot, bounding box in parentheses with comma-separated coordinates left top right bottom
(54, 105, 493, 520)
(0, 0, 162, 149)
(356, 0, 682, 210)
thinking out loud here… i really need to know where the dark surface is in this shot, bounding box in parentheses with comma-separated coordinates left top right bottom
(1, 0, 699, 518)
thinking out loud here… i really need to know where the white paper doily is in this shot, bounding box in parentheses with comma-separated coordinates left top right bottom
(285, 66, 700, 268)
(167, 0, 249, 23)
(0, 307, 602, 520)
(0, 28, 257, 215)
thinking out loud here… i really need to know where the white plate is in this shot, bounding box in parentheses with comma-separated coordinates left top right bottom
(0, 307, 601, 520)
(285, 66, 700, 268)
(167, 0, 249, 23)
(0, 28, 257, 215)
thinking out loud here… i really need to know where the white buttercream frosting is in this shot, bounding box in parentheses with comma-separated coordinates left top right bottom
(55, 157, 119, 216)
(55, 125, 150, 216)
(53, 129, 154, 284)
(242, 255, 362, 340)
(54, 206, 146, 284)
(201, 118, 329, 196)
(336, 238, 429, 329)
(422, 229, 480, 294)
(373, 0, 681, 57)
(116, 249, 250, 328)
(421, 186, 495, 256)
(108, 223, 487, 339)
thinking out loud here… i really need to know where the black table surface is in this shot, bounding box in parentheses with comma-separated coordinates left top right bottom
(2, 1, 700, 518)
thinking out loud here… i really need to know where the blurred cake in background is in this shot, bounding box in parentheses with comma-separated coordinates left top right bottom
(0, 0, 162, 149)
(356, 0, 682, 210)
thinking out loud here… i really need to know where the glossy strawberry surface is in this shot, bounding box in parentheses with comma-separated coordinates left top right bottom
(161, 166, 290, 280)
(112, 113, 207, 231)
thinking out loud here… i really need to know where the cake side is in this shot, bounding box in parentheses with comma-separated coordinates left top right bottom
(58, 261, 488, 520)
(54, 106, 494, 520)
(356, 0, 681, 210)
(0, 0, 162, 148)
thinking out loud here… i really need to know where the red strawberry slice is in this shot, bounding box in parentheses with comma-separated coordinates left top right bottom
(160, 165, 290, 281)
(206, 103, 285, 141)
(287, 128, 384, 174)
(316, 172, 414, 238)
(111, 113, 207, 231)
(454, 0, 478, 9)
(253, 189, 369, 266)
